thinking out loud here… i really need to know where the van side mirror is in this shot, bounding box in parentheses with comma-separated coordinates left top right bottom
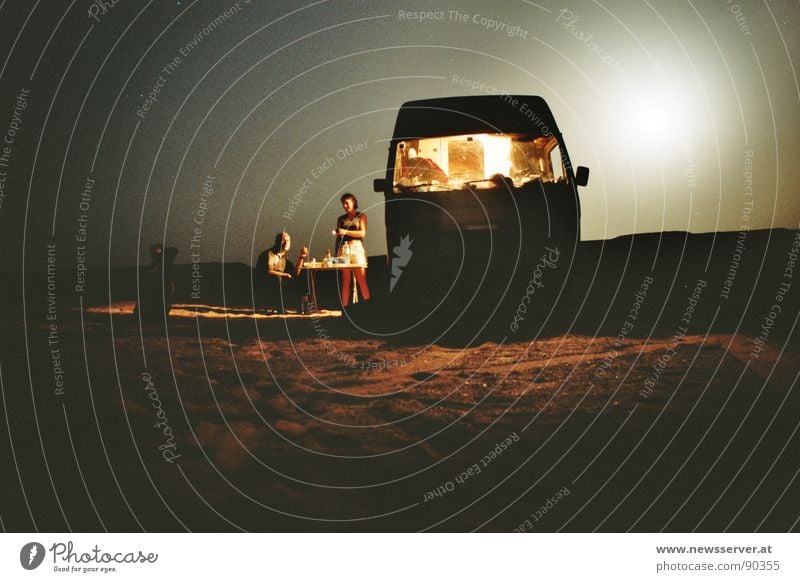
(373, 178, 387, 192)
(575, 166, 589, 187)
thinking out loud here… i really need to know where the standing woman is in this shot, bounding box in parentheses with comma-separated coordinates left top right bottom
(335, 193, 371, 306)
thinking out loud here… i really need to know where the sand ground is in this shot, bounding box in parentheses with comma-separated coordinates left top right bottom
(1, 301, 798, 532)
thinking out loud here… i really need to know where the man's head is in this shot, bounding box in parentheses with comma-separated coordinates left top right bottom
(273, 231, 291, 253)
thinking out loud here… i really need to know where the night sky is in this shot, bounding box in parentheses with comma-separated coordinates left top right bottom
(0, 0, 798, 270)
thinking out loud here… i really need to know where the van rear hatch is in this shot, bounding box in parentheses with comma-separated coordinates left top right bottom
(392, 95, 559, 140)
(377, 95, 585, 324)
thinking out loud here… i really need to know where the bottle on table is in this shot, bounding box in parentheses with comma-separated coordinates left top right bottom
(342, 241, 351, 264)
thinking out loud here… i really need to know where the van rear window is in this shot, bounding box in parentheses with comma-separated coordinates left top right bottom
(393, 133, 565, 192)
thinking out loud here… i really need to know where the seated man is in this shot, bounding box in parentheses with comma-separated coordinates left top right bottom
(255, 232, 308, 313)
(400, 154, 448, 186)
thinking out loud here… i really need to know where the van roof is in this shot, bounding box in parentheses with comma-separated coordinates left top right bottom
(394, 95, 559, 140)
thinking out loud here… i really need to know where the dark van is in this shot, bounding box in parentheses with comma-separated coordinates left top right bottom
(374, 95, 589, 335)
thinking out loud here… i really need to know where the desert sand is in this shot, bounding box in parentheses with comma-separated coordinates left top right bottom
(2, 296, 798, 532)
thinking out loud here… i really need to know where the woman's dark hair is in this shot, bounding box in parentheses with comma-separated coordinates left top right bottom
(340, 192, 358, 209)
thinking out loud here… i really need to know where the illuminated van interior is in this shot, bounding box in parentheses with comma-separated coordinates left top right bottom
(393, 133, 565, 192)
